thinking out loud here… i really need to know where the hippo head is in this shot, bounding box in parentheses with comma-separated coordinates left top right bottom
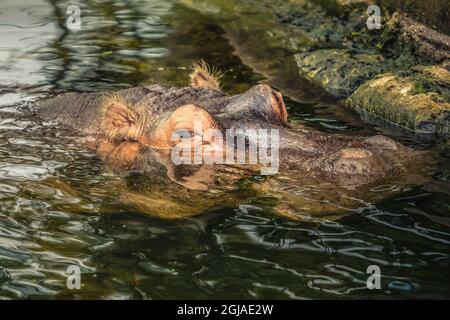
(99, 83, 288, 161)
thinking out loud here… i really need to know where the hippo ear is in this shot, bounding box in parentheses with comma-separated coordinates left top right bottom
(190, 60, 222, 90)
(101, 94, 143, 141)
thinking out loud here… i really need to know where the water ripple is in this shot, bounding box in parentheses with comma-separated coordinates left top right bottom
(0, 0, 448, 300)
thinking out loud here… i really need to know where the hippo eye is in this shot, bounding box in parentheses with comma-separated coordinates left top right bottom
(179, 129, 201, 138)
(171, 128, 203, 145)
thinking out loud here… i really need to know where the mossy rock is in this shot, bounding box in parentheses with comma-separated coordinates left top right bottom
(294, 49, 385, 97)
(347, 66, 450, 136)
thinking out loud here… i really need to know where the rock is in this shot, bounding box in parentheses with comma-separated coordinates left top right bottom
(294, 49, 385, 97)
(347, 66, 450, 136)
(391, 13, 450, 64)
(379, 0, 450, 36)
(412, 65, 450, 87)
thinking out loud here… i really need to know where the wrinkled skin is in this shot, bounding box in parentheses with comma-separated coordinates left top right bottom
(35, 66, 434, 219)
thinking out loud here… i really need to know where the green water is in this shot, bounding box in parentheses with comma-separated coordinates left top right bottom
(0, 0, 449, 299)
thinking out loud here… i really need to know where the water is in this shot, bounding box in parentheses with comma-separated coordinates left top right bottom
(0, 0, 449, 299)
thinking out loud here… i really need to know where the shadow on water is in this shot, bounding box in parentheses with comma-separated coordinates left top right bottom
(0, 0, 449, 299)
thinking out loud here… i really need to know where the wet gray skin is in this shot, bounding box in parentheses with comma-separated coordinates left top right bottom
(34, 80, 435, 219)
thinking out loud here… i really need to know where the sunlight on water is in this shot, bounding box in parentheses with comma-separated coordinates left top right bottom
(0, 0, 449, 299)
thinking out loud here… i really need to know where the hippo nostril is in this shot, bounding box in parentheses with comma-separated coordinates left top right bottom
(270, 89, 289, 126)
(255, 84, 288, 126)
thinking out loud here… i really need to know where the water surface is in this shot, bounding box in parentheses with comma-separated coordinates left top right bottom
(0, 0, 449, 299)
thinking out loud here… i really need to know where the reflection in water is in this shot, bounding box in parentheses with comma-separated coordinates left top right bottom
(0, 0, 449, 299)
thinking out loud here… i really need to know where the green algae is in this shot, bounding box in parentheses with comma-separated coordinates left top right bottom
(295, 49, 386, 97)
(347, 66, 450, 136)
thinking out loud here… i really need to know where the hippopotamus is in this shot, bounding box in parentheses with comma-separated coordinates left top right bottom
(34, 61, 433, 219)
